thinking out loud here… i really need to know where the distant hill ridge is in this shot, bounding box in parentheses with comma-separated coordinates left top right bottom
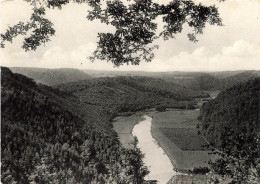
(55, 76, 209, 113)
(9, 67, 260, 91)
(220, 71, 260, 89)
(10, 67, 92, 86)
(162, 71, 260, 91)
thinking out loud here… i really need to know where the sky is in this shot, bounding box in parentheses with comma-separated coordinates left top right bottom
(1, 0, 260, 71)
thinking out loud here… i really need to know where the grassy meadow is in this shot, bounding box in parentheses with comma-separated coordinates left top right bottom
(113, 109, 215, 171)
(167, 174, 208, 184)
(148, 110, 214, 171)
(113, 108, 217, 184)
(159, 128, 209, 151)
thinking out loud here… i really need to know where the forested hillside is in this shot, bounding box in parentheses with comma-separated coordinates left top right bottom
(10, 67, 260, 92)
(56, 76, 208, 113)
(2, 67, 206, 184)
(220, 71, 260, 89)
(199, 78, 260, 183)
(10, 67, 91, 86)
(162, 71, 260, 91)
(1, 67, 149, 184)
(166, 74, 221, 91)
(199, 78, 260, 145)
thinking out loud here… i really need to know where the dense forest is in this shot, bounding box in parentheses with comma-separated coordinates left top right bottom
(11, 67, 260, 93)
(4, 65, 260, 183)
(199, 78, 260, 183)
(1, 67, 151, 184)
(199, 78, 260, 145)
(2, 67, 206, 183)
(165, 71, 260, 91)
(220, 71, 260, 90)
(55, 76, 207, 113)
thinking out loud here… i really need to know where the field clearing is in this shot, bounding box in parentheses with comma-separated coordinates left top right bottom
(167, 174, 208, 184)
(113, 108, 216, 177)
(167, 174, 230, 184)
(148, 110, 215, 171)
(160, 128, 209, 151)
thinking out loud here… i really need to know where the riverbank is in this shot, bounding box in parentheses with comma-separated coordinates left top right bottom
(132, 115, 176, 183)
(148, 110, 212, 171)
(113, 109, 214, 168)
(112, 109, 154, 149)
(113, 108, 216, 183)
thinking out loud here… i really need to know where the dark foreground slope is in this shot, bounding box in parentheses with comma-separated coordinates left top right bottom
(199, 78, 260, 145)
(1, 67, 149, 184)
(198, 78, 260, 183)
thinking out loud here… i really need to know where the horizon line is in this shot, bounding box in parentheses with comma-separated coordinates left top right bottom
(3, 66, 259, 73)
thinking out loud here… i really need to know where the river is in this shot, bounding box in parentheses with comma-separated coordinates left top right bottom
(132, 115, 176, 184)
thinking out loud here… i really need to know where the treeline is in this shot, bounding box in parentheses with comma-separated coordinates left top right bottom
(165, 71, 260, 91)
(10, 67, 92, 86)
(56, 76, 206, 114)
(1, 67, 149, 183)
(198, 78, 260, 183)
(199, 78, 260, 145)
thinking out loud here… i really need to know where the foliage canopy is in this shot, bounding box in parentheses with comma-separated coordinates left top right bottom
(1, 67, 151, 183)
(1, 0, 222, 66)
(199, 78, 260, 183)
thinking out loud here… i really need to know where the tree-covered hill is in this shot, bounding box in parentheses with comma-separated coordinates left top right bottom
(166, 73, 221, 91)
(220, 71, 260, 90)
(1, 67, 150, 184)
(199, 77, 260, 146)
(10, 67, 260, 92)
(163, 71, 260, 91)
(10, 67, 92, 86)
(1, 66, 208, 184)
(56, 76, 208, 113)
(198, 77, 260, 183)
(210, 70, 251, 79)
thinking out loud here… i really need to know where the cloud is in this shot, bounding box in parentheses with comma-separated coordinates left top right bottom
(222, 40, 260, 57)
(38, 47, 69, 68)
(1, 0, 260, 71)
(1, 49, 34, 67)
(2, 39, 260, 71)
(147, 40, 260, 71)
(70, 43, 96, 61)
(36, 43, 116, 69)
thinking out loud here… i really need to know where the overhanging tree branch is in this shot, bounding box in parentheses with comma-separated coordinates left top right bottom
(1, 0, 223, 66)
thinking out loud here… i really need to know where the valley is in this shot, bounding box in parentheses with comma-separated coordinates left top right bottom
(2, 67, 260, 184)
(113, 107, 215, 183)
(2, 0, 260, 183)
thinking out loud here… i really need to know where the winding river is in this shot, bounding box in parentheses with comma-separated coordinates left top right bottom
(132, 115, 176, 184)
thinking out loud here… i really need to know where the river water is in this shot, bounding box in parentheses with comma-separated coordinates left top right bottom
(132, 115, 176, 184)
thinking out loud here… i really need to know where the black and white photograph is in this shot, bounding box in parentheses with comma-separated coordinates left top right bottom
(1, 0, 260, 183)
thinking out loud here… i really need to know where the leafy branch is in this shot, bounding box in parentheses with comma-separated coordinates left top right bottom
(1, 0, 223, 66)
(208, 129, 260, 183)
